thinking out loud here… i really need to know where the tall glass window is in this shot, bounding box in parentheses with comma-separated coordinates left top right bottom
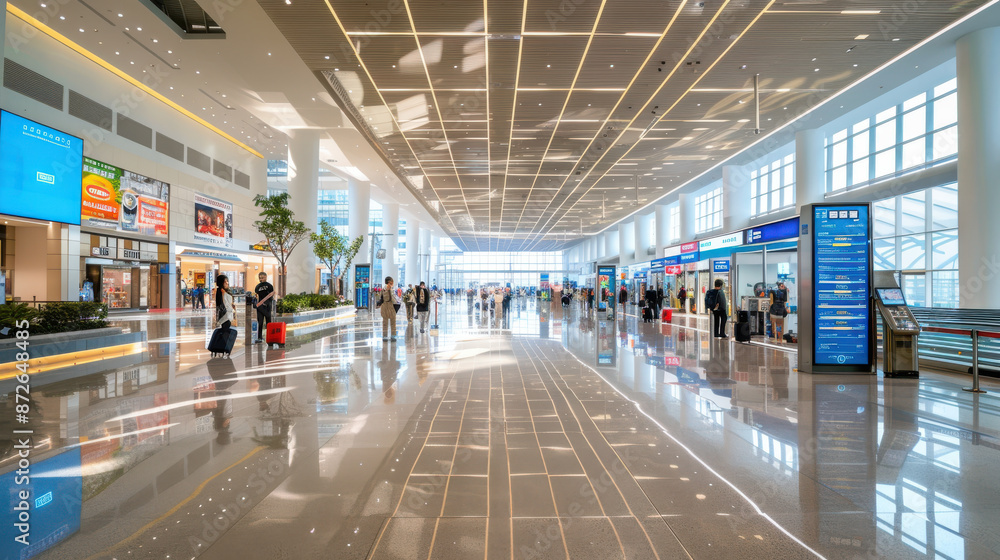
(873, 183, 958, 308)
(750, 153, 795, 217)
(436, 251, 569, 289)
(695, 187, 723, 234)
(826, 78, 957, 193)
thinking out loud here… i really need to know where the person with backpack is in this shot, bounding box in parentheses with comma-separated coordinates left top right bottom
(415, 281, 431, 333)
(404, 284, 416, 322)
(705, 278, 728, 338)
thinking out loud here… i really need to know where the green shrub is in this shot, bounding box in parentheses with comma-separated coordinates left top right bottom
(35, 302, 109, 334)
(276, 293, 353, 314)
(0, 302, 40, 333)
(0, 301, 108, 336)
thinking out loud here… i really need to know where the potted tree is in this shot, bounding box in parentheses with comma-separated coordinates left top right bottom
(310, 221, 364, 298)
(252, 192, 310, 297)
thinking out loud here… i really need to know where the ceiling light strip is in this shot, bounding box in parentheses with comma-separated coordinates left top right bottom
(555, 1, 775, 239)
(400, 0, 481, 250)
(496, 0, 529, 252)
(319, 0, 469, 246)
(5, 4, 263, 158)
(510, 0, 619, 246)
(513, 0, 690, 250)
(521, 0, 736, 249)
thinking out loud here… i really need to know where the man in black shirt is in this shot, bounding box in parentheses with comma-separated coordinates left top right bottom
(254, 272, 275, 343)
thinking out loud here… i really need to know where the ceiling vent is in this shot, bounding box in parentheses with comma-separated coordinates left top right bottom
(4, 59, 63, 110)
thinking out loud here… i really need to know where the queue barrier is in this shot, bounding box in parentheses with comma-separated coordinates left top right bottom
(921, 325, 999, 394)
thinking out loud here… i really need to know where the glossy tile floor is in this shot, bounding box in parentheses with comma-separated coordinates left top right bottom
(3, 298, 1000, 559)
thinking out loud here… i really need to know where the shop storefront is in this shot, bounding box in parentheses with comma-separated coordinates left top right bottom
(696, 232, 744, 316)
(84, 237, 169, 311)
(176, 248, 280, 308)
(734, 217, 800, 337)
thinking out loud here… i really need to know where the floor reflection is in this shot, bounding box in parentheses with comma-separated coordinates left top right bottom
(1, 297, 998, 559)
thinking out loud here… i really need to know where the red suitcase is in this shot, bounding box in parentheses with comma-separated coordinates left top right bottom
(266, 322, 287, 345)
(661, 309, 672, 322)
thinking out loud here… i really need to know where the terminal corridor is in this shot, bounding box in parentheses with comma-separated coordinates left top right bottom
(6, 300, 998, 560)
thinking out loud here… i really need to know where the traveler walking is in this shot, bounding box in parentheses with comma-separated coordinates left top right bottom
(416, 281, 431, 333)
(253, 272, 275, 343)
(379, 277, 398, 341)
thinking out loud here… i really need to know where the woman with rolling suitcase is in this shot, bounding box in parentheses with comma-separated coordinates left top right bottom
(208, 274, 238, 356)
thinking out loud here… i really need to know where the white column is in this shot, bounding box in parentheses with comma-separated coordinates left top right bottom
(722, 164, 751, 233)
(285, 129, 320, 295)
(655, 204, 670, 253)
(678, 193, 695, 242)
(605, 229, 619, 259)
(958, 27, 1000, 308)
(429, 234, 439, 287)
(405, 218, 419, 286)
(795, 129, 825, 213)
(419, 227, 431, 283)
(619, 222, 633, 264)
(348, 178, 371, 289)
(635, 212, 653, 262)
(382, 202, 399, 283)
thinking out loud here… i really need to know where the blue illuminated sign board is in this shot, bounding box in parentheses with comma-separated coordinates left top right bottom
(354, 264, 371, 309)
(0, 448, 82, 559)
(745, 217, 800, 245)
(713, 260, 730, 273)
(678, 252, 699, 264)
(597, 266, 616, 311)
(813, 206, 871, 366)
(0, 111, 84, 225)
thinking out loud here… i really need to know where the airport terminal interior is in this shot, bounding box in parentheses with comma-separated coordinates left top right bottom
(2, 0, 1000, 558)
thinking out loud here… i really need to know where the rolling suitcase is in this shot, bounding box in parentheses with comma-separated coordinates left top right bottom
(661, 308, 672, 322)
(735, 321, 751, 343)
(266, 322, 287, 346)
(208, 327, 238, 356)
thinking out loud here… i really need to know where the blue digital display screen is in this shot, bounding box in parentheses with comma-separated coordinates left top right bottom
(0, 111, 84, 224)
(813, 206, 871, 366)
(0, 448, 82, 559)
(597, 266, 616, 311)
(745, 217, 800, 245)
(355, 265, 370, 309)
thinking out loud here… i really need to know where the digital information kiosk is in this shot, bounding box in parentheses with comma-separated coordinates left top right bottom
(873, 272, 920, 378)
(597, 265, 616, 316)
(798, 203, 875, 374)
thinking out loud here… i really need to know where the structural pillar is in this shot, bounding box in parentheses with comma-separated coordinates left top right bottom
(405, 218, 419, 286)
(619, 221, 633, 265)
(382, 202, 399, 283)
(348, 178, 371, 291)
(957, 27, 1000, 308)
(286, 129, 320, 295)
(635, 212, 653, 263)
(605, 229, 618, 259)
(678, 193, 695, 243)
(795, 129, 825, 213)
(655, 204, 670, 253)
(722, 165, 751, 233)
(418, 227, 431, 284)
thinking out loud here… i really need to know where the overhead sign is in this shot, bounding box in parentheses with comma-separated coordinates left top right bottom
(679, 251, 700, 264)
(664, 356, 681, 367)
(665, 265, 682, 275)
(193, 193, 234, 248)
(664, 245, 681, 258)
(713, 260, 731, 273)
(698, 232, 743, 252)
(680, 242, 698, 253)
(813, 205, 871, 366)
(745, 217, 800, 245)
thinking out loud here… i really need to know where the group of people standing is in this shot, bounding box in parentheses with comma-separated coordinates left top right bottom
(378, 277, 434, 341)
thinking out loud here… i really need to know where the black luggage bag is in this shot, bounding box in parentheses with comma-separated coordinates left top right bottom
(642, 306, 654, 323)
(735, 321, 751, 343)
(208, 327, 238, 356)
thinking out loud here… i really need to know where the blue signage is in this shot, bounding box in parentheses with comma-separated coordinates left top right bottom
(745, 217, 800, 245)
(713, 260, 730, 273)
(0, 448, 82, 559)
(678, 252, 699, 264)
(597, 266, 616, 311)
(0, 111, 84, 225)
(813, 205, 871, 366)
(354, 264, 371, 309)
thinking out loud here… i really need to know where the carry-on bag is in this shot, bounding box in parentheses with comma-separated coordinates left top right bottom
(208, 328, 238, 356)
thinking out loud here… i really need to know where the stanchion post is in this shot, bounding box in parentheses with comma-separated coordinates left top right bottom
(964, 328, 988, 394)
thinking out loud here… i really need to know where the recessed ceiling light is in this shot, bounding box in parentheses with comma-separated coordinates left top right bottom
(59, 15, 64, 20)
(609, 64, 614, 68)
(334, 68, 339, 71)
(115, 51, 119, 55)
(169, 86, 173, 89)
(841, 9, 880, 14)
(79, 28, 84, 32)
(196, 70, 200, 74)
(285, 0, 291, 4)
(546, 64, 551, 67)
(136, 27, 142, 31)
(117, 13, 123, 17)
(324, 55, 330, 59)
(153, 39, 158, 43)
(892, 37, 900, 41)
(40, 2, 46, 6)
(855, 34, 869, 40)
(814, 68, 819, 72)
(130, 61, 134, 64)
(853, 63, 859, 67)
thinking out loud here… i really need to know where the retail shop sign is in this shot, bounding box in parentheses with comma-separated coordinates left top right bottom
(664, 356, 681, 367)
(713, 260, 731, 273)
(680, 242, 698, 253)
(698, 233, 742, 252)
(81, 158, 169, 239)
(745, 217, 800, 245)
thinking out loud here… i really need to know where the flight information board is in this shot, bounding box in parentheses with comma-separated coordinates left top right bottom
(813, 205, 871, 366)
(355, 264, 371, 309)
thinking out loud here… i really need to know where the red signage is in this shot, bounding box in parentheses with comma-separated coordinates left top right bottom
(680, 242, 698, 253)
(664, 356, 681, 367)
(664, 265, 682, 275)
